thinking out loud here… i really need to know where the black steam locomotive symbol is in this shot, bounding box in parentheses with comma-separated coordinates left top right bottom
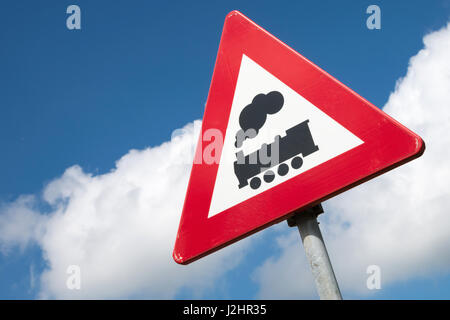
(233, 91, 319, 190)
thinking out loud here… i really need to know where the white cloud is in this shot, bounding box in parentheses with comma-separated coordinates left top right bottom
(0, 120, 251, 299)
(0, 196, 47, 254)
(252, 230, 317, 299)
(253, 23, 450, 298)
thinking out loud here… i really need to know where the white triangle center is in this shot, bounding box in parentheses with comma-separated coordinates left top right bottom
(208, 55, 363, 218)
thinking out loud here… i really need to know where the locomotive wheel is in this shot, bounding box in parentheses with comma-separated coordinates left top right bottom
(250, 177, 261, 189)
(263, 170, 275, 183)
(278, 163, 289, 176)
(291, 156, 303, 169)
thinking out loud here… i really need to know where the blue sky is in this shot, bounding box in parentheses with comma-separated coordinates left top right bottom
(0, 0, 450, 299)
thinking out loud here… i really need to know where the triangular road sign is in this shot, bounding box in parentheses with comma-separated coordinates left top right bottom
(173, 11, 424, 264)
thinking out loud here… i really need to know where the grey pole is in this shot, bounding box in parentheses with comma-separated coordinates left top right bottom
(287, 204, 342, 300)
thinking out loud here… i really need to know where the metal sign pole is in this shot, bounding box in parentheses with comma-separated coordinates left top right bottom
(287, 204, 342, 300)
